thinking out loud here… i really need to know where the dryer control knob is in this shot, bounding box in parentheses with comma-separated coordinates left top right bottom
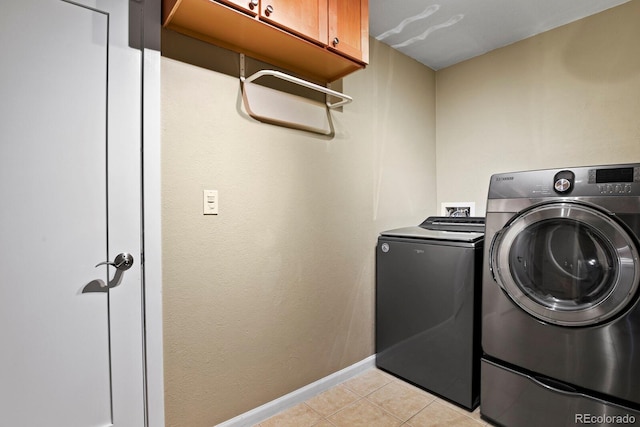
(554, 178, 571, 193)
(553, 170, 575, 194)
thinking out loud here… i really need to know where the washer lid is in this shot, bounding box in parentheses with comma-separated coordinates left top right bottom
(420, 216, 485, 233)
(381, 226, 484, 242)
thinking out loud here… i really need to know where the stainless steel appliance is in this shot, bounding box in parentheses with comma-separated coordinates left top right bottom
(376, 216, 484, 410)
(482, 164, 640, 426)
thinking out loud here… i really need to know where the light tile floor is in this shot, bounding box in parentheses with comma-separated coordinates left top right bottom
(256, 368, 492, 427)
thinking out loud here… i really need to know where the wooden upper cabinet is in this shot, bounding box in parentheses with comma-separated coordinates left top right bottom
(162, 0, 369, 82)
(259, 0, 328, 45)
(328, 0, 369, 63)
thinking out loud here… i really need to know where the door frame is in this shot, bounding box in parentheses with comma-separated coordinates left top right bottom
(129, 1, 164, 426)
(142, 49, 165, 427)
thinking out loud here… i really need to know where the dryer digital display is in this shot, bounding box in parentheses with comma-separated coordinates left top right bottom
(588, 166, 639, 184)
(595, 167, 634, 183)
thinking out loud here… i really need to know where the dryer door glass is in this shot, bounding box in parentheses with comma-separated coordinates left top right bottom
(491, 203, 640, 326)
(508, 219, 614, 309)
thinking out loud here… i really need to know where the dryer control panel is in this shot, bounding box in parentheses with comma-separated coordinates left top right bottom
(488, 164, 640, 199)
(589, 166, 639, 195)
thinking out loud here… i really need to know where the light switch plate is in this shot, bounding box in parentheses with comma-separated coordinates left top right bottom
(203, 190, 218, 215)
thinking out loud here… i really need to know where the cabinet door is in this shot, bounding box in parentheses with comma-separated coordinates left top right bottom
(260, 0, 328, 44)
(328, 0, 368, 63)
(219, 0, 259, 15)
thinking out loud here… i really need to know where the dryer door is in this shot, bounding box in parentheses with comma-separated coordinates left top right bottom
(491, 202, 640, 326)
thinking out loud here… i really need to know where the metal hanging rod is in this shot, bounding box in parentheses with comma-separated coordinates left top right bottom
(241, 69, 352, 109)
(239, 54, 352, 109)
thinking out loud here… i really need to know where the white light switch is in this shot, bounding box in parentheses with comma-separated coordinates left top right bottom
(203, 190, 218, 215)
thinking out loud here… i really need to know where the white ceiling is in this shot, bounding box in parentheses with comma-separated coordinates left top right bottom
(369, 0, 630, 70)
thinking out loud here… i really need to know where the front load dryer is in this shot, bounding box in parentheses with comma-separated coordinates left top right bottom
(481, 164, 640, 426)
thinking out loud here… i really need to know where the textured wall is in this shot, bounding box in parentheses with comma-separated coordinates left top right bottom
(436, 1, 640, 214)
(161, 38, 436, 426)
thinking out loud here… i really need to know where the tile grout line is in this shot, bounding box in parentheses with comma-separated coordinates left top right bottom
(362, 395, 418, 425)
(329, 371, 431, 425)
(258, 367, 489, 427)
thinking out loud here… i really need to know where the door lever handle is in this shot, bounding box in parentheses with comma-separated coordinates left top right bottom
(83, 253, 134, 293)
(95, 252, 134, 271)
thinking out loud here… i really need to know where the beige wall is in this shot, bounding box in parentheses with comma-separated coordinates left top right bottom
(436, 1, 640, 214)
(162, 2, 640, 424)
(161, 38, 436, 426)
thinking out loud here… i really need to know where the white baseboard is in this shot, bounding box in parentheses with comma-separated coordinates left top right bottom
(215, 355, 376, 427)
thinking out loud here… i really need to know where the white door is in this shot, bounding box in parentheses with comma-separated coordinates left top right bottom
(0, 0, 145, 425)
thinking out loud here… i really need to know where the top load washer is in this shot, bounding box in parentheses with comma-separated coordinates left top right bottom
(481, 164, 640, 427)
(376, 216, 484, 410)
